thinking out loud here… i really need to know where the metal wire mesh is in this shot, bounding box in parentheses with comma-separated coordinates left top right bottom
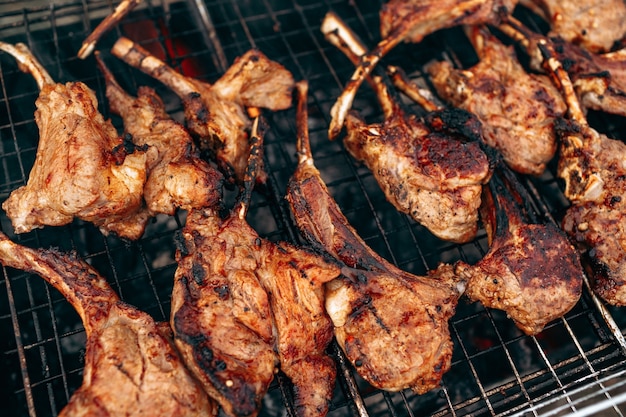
(0, 1, 625, 417)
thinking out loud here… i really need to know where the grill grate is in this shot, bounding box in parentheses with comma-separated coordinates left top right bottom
(1, 1, 626, 416)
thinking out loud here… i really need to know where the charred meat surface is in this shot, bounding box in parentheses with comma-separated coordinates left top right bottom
(171, 207, 278, 417)
(454, 161, 584, 335)
(171, 119, 340, 417)
(426, 26, 566, 176)
(498, 16, 626, 118)
(380, 0, 518, 41)
(519, 0, 626, 53)
(256, 237, 340, 417)
(536, 39, 626, 306)
(287, 80, 466, 394)
(557, 117, 626, 305)
(0, 232, 217, 417)
(322, 13, 492, 243)
(111, 37, 294, 185)
(0, 42, 150, 240)
(96, 53, 224, 215)
(327, 0, 517, 138)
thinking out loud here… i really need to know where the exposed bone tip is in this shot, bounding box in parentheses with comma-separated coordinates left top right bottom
(320, 11, 340, 35)
(77, 42, 95, 60)
(327, 110, 343, 141)
(111, 36, 134, 55)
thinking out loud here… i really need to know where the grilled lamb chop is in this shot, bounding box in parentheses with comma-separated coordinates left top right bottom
(425, 25, 566, 176)
(111, 37, 294, 185)
(391, 65, 584, 322)
(322, 13, 492, 243)
(171, 118, 341, 417)
(533, 43, 626, 306)
(498, 16, 626, 118)
(78, 0, 141, 59)
(327, 0, 517, 138)
(518, 0, 626, 53)
(454, 160, 584, 335)
(286, 80, 466, 394)
(0, 231, 217, 417)
(0, 41, 150, 240)
(95, 52, 224, 215)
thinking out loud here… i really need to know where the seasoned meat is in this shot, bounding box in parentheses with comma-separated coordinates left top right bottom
(343, 107, 489, 242)
(287, 80, 466, 394)
(322, 13, 492, 243)
(561, 190, 626, 306)
(327, 0, 517, 138)
(78, 0, 142, 59)
(426, 26, 566, 176)
(380, 0, 517, 41)
(557, 116, 626, 305)
(454, 161, 583, 335)
(96, 53, 224, 215)
(537, 40, 626, 306)
(257, 242, 340, 417)
(0, 232, 217, 417)
(111, 37, 294, 185)
(499, 16, 626, 118)
(171, 208, 277, 417)
(0, 41, 150, 240)
(519, 0, 626, 53)
(171, 119, 340, 417)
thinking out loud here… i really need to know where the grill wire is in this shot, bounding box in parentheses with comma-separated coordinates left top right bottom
(0, 1, 626, 416)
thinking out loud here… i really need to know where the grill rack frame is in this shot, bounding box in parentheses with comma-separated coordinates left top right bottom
(0, 1, 625, 416)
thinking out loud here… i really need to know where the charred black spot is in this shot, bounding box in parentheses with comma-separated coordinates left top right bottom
(188, 92, 201, 99)
(200, 345, 214, 362)
(561, 58, 575, 71)
(215, 360, 227, 371)
(192, 261, 206, 285)
(173, 230, 189, 256)
(122, 133, 135, 152)
(610, 195, 622, 206)
(425, 108, 484, 143)
(554, 117, 582, 135)
(196, 106, 209, 123)
(214, 284, 229, 299)
(254, 237, 262, 247)
(354, 359, 363, 367)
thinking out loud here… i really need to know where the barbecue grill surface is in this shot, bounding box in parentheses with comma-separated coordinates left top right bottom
(1, 1, 626, 416)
